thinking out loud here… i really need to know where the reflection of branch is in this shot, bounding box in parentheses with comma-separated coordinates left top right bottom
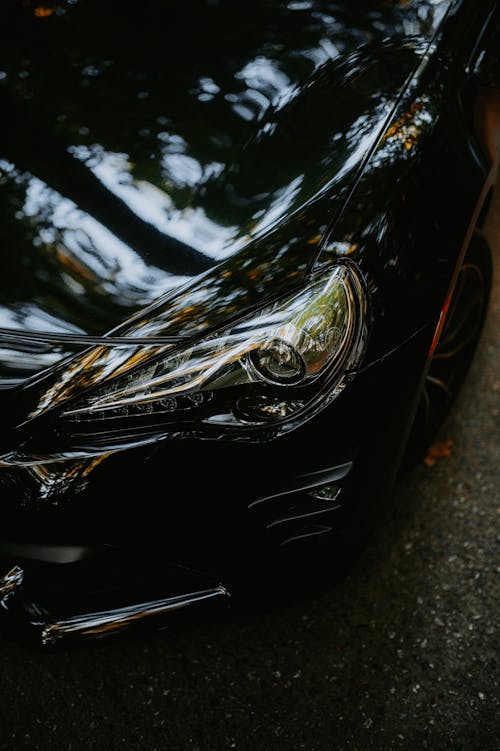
(0, 87, 212, 276)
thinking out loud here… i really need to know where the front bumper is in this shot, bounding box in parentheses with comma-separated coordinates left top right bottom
(0, 324, 432, 645)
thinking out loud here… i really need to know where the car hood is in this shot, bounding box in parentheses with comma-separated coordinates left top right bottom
(0, 0, 452, 390)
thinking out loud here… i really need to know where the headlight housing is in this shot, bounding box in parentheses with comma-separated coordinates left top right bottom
(7, 263, 368, 462)
(66, 262, 366, 427)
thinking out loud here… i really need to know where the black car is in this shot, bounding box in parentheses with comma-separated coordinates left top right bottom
(0, 0, 498, 646)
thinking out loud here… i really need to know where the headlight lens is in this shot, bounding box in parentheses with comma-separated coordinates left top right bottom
(249, 339, 306, 385)
(58, 263, 367, 439)
(3, 263, 367, 464)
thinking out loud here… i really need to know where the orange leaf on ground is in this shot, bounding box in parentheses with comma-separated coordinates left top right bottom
(34, 7, 55, 18)
(423, 439, 454, 468)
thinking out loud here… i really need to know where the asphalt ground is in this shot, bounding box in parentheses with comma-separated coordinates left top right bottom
(0, 195, 499, 751)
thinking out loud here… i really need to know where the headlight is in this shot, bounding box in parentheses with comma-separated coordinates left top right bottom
(61, 263, 367, 436)
(7, 263, 368, 461)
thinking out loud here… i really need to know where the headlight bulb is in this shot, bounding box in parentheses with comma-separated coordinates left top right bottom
(249, 339, 306, 385)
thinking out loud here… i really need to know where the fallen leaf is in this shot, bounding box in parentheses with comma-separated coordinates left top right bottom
(34, 6, 55, 18)
(423, 439, 454, 468)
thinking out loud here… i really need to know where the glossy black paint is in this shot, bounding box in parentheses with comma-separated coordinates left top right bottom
(0, 0, 499, 640)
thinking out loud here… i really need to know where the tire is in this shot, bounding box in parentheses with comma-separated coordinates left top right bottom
(403, 232, 493, 468)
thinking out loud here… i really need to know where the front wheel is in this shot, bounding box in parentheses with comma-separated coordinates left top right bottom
(403, 233, 493, 467)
